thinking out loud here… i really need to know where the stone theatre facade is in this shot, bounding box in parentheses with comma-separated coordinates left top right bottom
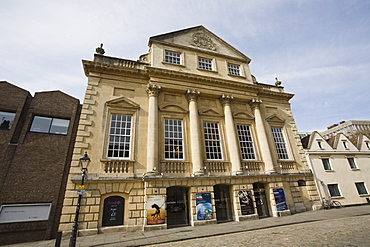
(59, 26, 320, 236)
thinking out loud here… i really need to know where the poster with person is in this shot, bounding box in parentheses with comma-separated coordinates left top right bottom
(196, 193, 213, 220)
(273, 188, 288, 211)
(146, 195, 166, 225)
(238, 190, 255, 215)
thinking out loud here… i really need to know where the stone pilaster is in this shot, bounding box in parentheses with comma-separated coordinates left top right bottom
(249, 98, 275, 173)
(186, 89, 204, 176)
(220, 94, 242, 175)
(145, 83, 161, 176)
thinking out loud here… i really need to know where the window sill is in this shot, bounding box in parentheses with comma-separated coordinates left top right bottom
(324, 170, 335, 172)
(351, 168, 360, 171)
(228, 73, 246, 79)
(331, 196, 344, 199)
(101, 158, 134, 161)
(359, 194, 370, 197)
(162, 61, 185, 67)
(197, 68, 217, 73)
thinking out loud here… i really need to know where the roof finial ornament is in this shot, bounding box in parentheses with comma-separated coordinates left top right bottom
(275, 77, 282, 86)
(95, 43, 105, 55)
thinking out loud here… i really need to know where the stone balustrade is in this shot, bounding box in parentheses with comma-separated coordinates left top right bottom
(101, 160, 135, 174)
(159, 161, 191, 176)
(277, 160, 297, 172)
(203, 161, 231, 175)
(241, 160, 265, 174)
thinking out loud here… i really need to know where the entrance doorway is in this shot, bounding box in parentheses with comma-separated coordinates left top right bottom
(166, 186, 189, 227)
(253, 183, 270, 217)
(214, 184, 233, 222)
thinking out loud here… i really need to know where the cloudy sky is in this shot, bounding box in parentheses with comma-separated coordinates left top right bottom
(1, 0, 369, 132)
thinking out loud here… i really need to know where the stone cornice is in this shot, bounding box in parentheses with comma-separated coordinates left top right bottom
(147, 66, 257, 91)
(82, 59, 294, 101)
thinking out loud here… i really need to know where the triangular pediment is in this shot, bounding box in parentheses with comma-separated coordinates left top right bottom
(159, 103, 188, 113)
(149, 26, 251, 62)
(106, 97, 139, 109)
(199, 109, 222, 116)
(233, 112, 254, 120)
(265, 114, 285, 124)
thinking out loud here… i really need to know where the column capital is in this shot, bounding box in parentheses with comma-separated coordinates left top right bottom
(186, 89, 200, 102)
(220, 94, 234, 106)
(146, 83, 161, 97)
(249, 98, 263, 109)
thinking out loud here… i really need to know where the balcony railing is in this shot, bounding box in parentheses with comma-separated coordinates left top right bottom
(277, 160, 297, 173)
(101, 160, 135, 174)
(241, 161, 265, 175)
(159, 161, 191, 176)
(203, 161, 231, 175)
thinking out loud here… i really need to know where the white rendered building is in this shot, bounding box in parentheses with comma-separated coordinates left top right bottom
(303, 131, 370, 206)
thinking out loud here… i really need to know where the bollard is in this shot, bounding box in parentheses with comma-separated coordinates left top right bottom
(55, 231, 62, 247)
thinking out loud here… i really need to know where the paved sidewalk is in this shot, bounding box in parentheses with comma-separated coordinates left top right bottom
(3, 205, 370, 247)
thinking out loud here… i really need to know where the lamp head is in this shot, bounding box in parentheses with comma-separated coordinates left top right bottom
(79, 152, 91, 170)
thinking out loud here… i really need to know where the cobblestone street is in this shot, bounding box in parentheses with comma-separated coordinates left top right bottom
(151, 215, 370, 247)
(4, 205, 370, 247)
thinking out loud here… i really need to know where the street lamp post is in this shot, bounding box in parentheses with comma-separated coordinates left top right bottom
(69, 152, 91, 247)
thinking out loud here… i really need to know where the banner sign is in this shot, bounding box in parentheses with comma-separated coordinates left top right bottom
(238, 190, 255, 215)
(146, 195, 166, 225)
(273, 188, 288, 211)
(0, 203, 51, 223)
(196, 193, 213, 220)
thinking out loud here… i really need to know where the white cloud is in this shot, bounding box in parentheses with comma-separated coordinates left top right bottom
(1, 0, 369, 133)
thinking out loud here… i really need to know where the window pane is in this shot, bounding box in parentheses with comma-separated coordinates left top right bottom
(198, 57, 212, 70)
(355, 182, 368, 195)
(237, 124, 255, 160)
(107, 114, 132, 158)
(271, 127, 289, 160)
(328, 184, 341, 197)
(0, 111, 16, 130)
(164, 119, 184, 159)
(347, 158, 357, 169)
(30, 116, 52, 133)
(228, 64, 240, 76)
(165, 51, 181, 64)
(322, 158, 332, 171)
(50, 118, 70, 134)
(204, 122, 222, 160)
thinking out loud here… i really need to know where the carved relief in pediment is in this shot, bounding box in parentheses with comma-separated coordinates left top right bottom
(190, 32, 216, 51)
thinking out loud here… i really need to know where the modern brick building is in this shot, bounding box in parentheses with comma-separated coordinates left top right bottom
(0, 81, 81, 244)
(59, 26, 320, 237)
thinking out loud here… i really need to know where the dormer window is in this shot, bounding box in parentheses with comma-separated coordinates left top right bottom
(198, 57, 213, 71)
(164, 51, 181, 65)
(317, 141, 322, 149)
(343, 141, 348, 149)
(228, 63, 240, 76)
(366, 142, 369, 149)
